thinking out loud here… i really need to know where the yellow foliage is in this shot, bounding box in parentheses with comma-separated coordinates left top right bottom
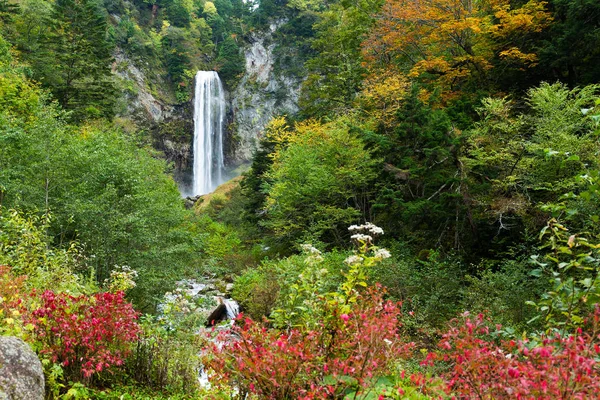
(0, 73, 40, 122)
(265, 116, 291, 144)
(293, 120, 331, 147)
(265, 116, 292, 163)
(409, 58, 451, 78)
(266, 117, 341, 166)
(203, 1, 218, 15)
(266, 118, 352, 168)
(490, 0, 553, 38)
(359, 72, 409, 128)
(499, 47, 539, 65)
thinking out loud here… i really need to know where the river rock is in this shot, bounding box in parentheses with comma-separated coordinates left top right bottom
(0, 336, 44, 400)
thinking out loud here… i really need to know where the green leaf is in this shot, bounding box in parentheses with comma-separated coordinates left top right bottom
(323, 375, 337, 385)
(581, 278, 593, 288)
(539, 225, 549, 240)
(571, 315, 584, 324)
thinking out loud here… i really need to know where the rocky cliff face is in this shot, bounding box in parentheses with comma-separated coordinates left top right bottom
(113, 50, 175, 123)
(112, 50, 193, 187)
(230, 22, 302, 164)
(112, 21, 301, 188)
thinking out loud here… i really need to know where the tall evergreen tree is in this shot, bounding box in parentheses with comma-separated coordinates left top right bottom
(299, 0, 382, 118)
(538, 0, 600, 86)
(36, 0, 116, 121)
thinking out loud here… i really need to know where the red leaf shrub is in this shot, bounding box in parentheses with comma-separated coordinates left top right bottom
(0, 266, 141, 380)
(436, 309, 600, 399)
(205, 288, 414, 399)
(28, 290, 141, 378)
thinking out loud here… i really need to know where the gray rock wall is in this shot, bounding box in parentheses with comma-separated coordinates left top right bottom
(112, 50, 176, 124)
(230, 22, 302, 164)
(0, 336, 44, 400)
(112, 50, 193, 185)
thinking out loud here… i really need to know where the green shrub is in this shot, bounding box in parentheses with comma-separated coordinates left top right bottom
(0, 208, 93, 294)
(461, 257, 546, 330)
(233, 265, 280, 320)
(126, 316, 202, 396)
(371, 248, 466, 330)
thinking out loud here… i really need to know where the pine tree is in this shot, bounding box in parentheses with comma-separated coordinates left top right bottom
(37, 0, 116, 121)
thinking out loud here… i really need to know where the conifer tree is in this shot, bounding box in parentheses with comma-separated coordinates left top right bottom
(36, 0, 116, 121)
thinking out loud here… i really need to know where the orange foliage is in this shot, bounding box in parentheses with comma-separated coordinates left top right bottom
(362, 0, 495, 99)
(362, 0, 552, 98)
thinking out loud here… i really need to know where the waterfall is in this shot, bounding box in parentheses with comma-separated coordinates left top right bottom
(223, 299, 240, 320)
(193, 71, 226, 196)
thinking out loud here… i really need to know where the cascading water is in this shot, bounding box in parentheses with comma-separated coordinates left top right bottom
(193, 71, 226, 196)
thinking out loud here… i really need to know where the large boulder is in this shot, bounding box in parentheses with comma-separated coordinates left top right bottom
(0, 336, 44, 400)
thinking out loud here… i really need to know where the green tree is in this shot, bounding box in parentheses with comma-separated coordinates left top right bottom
(300, 0, 383, 118)
(11, 0, 52, 55)
(35, 0, 116, 121)
(538, 0, 600, 86)
(261, 118, 377, 248)
(161, 25, 191, 84)
(241, 120, 279, 228)
(463, 83, 600, 251)
(369, 87, 465, 251)
(162, 0, 194, 27)
(215, 35, 244, 84)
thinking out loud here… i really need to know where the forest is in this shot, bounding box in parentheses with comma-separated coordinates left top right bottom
(1, 0, 600, 398)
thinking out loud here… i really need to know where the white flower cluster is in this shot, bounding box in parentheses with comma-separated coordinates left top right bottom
(301, 243, 324, 263)
(105, 265, 138, 292)
(350, 233, 373, 243)
(344, 255, 363, 265)
(348, 222, 384, 236)
(373, 248, 391, 260)
(301, 243, 322, 255)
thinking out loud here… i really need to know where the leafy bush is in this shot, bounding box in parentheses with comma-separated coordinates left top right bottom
(0, 264, 140, 393)
(28, 290, 140, 380)
(205, 288, 414, 399)
(0, 265, 30, 338)
(371, 249, 467, 330)
(126, 316, 202, 395)
(232, 266, 280, 320)
(528, 218, 600, 329)
(233, 246, 356, 322)
(461, 257, 546, 330)
(431, 310, 600, 399)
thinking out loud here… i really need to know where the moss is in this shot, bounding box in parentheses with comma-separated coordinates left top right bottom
(156, 119, 193, 141)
